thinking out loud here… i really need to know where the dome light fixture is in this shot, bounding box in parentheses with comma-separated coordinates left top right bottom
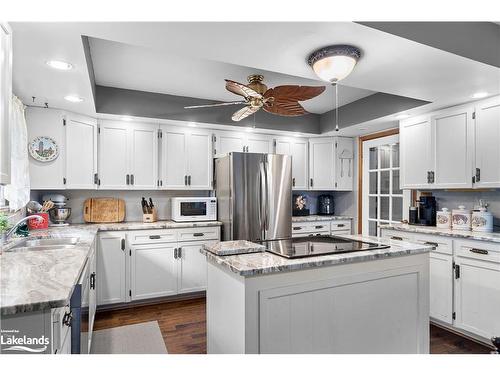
(307, 45, 361, 83)
(308, 45, 361, 132)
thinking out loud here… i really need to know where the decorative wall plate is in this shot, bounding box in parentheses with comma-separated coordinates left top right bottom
(28, 136, 59, 162)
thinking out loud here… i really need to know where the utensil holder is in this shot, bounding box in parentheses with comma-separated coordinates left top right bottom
(28, 213, 49, 229)
(143, 208, 157, 223)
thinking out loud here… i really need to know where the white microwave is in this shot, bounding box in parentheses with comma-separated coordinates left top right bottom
(171, 197, 217, 222)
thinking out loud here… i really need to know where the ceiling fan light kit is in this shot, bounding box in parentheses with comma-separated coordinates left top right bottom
(307, 45, 361, 83)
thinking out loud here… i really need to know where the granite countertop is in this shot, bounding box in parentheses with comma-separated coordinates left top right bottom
(292, 215, 353, 222)
(201, 234, 432, 277)
(0, 220, 222, 316)
(203, 240, 265, 256)
(381, 224, 500, 244)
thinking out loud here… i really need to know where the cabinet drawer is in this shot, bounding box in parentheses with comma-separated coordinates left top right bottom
(331, 230, 351, 236)
(128, 230, 177, 245)
(177, 226, 220, 242)
(331, 220, 351, 231)
(292, 221, 330, 234)
(381, 229, 414, 242)
(412, 233, 453, 255)
(455, 239, 500, 264)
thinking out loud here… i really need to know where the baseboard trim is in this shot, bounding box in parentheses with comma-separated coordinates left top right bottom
(430, 321, 494, 349)
(97, 291, 206, 313)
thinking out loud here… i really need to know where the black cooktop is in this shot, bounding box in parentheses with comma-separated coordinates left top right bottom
(258, 235, 390, 259)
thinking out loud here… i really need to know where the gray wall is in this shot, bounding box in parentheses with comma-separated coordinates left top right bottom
(30, 190, 211, 224)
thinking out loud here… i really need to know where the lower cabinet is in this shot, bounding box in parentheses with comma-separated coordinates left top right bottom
(429, 252, 454, 324)
(97, 227, 220, 307)
(291, 219, 352, 238)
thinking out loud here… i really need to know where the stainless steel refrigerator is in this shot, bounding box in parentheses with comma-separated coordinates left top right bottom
(215, 152, 292, 242)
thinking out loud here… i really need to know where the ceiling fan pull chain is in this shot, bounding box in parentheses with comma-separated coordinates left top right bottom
(335, 83, 339, 132)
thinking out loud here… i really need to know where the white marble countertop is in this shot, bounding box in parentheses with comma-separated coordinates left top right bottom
(201, 234, 432, 277)
(292, 215, 352, 222)
(1, 220, 222, 316)
(380, 224, 500, 244)
(203, 240, 265, 256)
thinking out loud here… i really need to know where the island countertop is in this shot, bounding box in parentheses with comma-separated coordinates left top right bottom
(292, 215, 352, 222)
(201, 234, 432, 277)
(1, 220, 222, 316)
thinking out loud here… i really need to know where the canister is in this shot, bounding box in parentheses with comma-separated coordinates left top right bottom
(452, 205, 471, 231)
(472, 207, 493, 233)
(436, 208, 451, 229)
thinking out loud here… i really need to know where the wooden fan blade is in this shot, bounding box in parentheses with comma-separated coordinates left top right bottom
(184, 101, 246, 109)
(263, 100, 308, 116)
(263, 85, 325, 102)
(231, 105, 260, 122)
(225, 79, 262, 99)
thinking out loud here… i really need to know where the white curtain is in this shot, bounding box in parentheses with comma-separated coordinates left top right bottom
(4, 95, 30, 211)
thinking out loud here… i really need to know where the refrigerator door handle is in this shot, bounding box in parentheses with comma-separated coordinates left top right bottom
(259, 160, 266, 238)
(262, 158, 270, 234)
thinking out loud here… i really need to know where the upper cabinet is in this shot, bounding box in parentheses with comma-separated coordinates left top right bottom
(160, 125, 212, 190)
(400, 96, 500, 189)
(98, 120, 158, 190)
(0, 23, 12, 185)
(213, 130, 273, 156)
(308, 137, 353, 191)
(276, 137, 308, 190)
(65, 114, 97, 189)
(473, 96, 500, 188)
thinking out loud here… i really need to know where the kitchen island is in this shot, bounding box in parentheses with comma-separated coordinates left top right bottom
(202, 235, 432, 354)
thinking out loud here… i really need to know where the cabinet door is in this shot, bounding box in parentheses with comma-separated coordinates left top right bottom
(400, 116, 432, 189)
(474, 97, 500, 188)
(432, 107, 473, 188)
(309, 138, 335, 190)
(275, 139, 291, 155)
(214, 131, 245, 156)
(454, 257, 500, 339)
(0, 23, 12, 185)
(246, 134, 273, 153)
(335, 137, 353, 191)
(99, 120, 129, 189)
(186, 130, 212, 189)
(97, 232, 127, 306)
(177, 241, 214, 293)
(65, 115, 97, 189)
(291, 139, 308, 190)
(88, 244, 97, 339)
(429, 253, 453, 324)
(161, 126, 187, 189)
(130, 244, 177, 300)
(129, 123, 158, 189)
(26, 108, 66, 189)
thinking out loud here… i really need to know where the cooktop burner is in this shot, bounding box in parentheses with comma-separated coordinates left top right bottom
(258, 235, 390, 259)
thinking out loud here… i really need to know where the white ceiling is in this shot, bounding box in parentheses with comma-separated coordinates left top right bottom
(89, 37, 374, 114)
(10, 22, 500, 136)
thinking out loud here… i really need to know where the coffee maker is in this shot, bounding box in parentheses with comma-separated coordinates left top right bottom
(317, 194, 334, 215)
(416, 196, 436, 226)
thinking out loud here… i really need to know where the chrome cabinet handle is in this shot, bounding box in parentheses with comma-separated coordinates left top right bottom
(470, 248, 488, 255)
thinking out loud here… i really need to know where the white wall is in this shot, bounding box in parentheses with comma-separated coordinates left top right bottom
(30, 190, 212, 223)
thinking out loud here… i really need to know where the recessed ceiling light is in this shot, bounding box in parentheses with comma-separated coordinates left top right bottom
(64, 95, 83, 103)
(293, 133, 302, 137)
(245, 127, 254, 132)
(188, 122, 197, 127)
(46, 60, 73, 70)
(396, 114, 410, 120)
(121, 116, 133, 121)
(472, 92, 488, 99)
(359, 127, 368, 131)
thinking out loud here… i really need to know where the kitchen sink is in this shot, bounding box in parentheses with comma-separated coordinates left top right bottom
(6, 237, 80, 251)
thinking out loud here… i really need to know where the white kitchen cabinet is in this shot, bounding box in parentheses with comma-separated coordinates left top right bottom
(0, 22, 12, 185)
(429, 253, 454, 324)
(177, 241, 216, 293)
(160, 125, 212, 189)
(276, 137, 308, 190)
(97, 232, 127, 305)
(65, 114, 97, 189)
(431, 106, 473, 188)
(400, 115, 432, 189)
(130, 243, 178, 300)
(335, 137, 354, 191)
(473, 96, 500, 188)
(98, 120, 158, 190)
(26, 108, 66, 189)
(213, 130, 273, 156)
(309, 137, 335, 190)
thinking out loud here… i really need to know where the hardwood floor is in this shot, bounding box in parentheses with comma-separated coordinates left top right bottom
(93, 297, 492, 354)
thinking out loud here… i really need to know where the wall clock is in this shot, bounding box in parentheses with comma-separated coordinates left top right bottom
(28, 136, 59, 162)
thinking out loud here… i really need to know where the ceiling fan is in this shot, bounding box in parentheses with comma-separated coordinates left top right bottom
(184, 75, 326, 122)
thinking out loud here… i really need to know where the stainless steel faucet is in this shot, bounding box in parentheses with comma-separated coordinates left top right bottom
(4, 215, 44, 242)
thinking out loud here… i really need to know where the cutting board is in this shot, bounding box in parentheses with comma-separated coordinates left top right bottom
(83, 198, 126, 223)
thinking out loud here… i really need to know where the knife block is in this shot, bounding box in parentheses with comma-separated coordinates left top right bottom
(143, 208, 158, 223)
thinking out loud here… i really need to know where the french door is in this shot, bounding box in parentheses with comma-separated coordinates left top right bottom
(362, 134, 407, 236)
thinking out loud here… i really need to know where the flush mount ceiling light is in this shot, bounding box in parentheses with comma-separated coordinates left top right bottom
(46, 60, 73, 71)
(472, 92, 488, 99)
(307, 45, 361, 84)
(188, 122, 197, 127)
(396, 114, 410, 120)
(64, 95, 83, 103)
(308, 45, 361, 132)
(121, 116, 133, 121)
